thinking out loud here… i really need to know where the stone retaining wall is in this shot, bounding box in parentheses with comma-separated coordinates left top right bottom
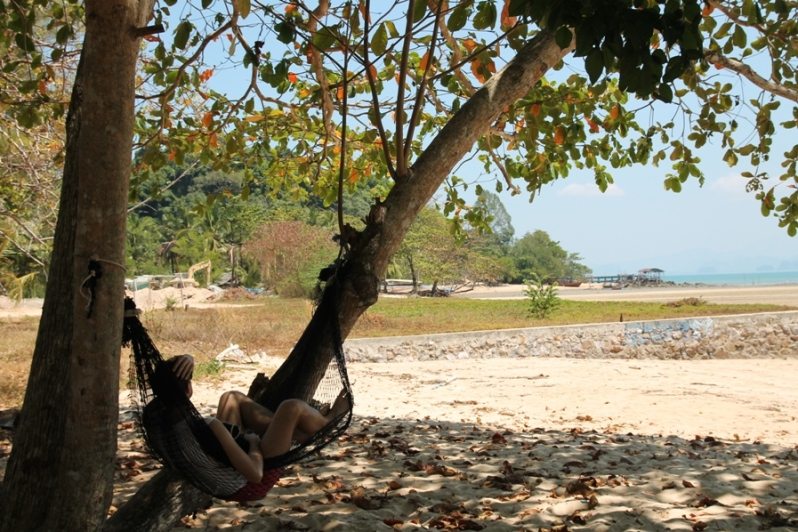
(343, 311, 798, 363)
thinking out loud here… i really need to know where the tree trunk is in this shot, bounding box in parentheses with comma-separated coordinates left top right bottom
(109, 29, 571, 529)
(0, 2, 154, 531)
(265, 30, 571, 404)
(103, 470, 212, 532)
(409, 257, 418, 294)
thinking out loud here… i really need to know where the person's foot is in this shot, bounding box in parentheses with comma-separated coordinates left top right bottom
(327, 389, 350, 420)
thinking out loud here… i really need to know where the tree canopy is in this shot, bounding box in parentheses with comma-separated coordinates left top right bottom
(4, 1, 798, 529)
(4, 0, 798, 297)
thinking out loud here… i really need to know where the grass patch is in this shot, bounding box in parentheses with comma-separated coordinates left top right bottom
(0, 295, 793, 408)
(0, 317, 39, 408)
(194, 359, 226, 380)
(352, 297, 790, 337)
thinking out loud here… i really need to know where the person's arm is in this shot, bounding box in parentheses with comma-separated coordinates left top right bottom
(206, 418, 263, 483)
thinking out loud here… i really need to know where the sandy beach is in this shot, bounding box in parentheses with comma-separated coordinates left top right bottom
(3, 283, 798, 319)
(3, 285, 796, 529)
(110, 355, 798, 530)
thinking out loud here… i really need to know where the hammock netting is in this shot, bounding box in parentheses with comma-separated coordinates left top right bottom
(122, 284, 353, 502)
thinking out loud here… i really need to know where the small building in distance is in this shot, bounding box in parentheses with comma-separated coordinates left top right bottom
(637, 268, 664, 284)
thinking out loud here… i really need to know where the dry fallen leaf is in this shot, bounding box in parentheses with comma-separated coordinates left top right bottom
(351, 486, 384, 510)
(491, 432, 507, 444)
(694, 495, 721, 508)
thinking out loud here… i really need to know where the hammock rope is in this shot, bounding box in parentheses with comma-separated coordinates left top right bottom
(123, 275, 353, 502)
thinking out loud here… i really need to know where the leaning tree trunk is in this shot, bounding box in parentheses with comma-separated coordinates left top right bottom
(111, 29, 572, 531)
(104, 470, 212, 532)
(266, 29, 573, 398)
(0, 2, 154, 531)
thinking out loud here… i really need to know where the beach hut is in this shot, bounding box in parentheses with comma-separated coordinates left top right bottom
(637, 268, 664, 284)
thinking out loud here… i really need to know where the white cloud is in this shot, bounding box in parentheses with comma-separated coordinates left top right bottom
(558, 182, 625, 197)
(709, 174, 748, 196)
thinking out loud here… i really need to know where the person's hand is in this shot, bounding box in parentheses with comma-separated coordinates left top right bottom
(244, 432, 261, 452)
(171, 354, 194, 380)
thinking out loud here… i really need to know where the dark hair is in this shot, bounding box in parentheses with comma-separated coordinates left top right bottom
(152, 358, 191, 401)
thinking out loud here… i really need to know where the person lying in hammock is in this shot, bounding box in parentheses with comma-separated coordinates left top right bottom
(163, 354, 350, 484)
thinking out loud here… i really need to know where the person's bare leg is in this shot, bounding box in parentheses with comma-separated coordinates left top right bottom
(239, 397, 274, 433)
(216, 391, 274, 431)
(216, 391, 244, 425)
(259, 399, 333, 457)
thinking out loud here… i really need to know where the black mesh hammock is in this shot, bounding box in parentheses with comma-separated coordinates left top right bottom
(122, 282, 353, 502)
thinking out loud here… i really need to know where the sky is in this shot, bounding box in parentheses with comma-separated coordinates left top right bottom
(464, 158, 798, 276)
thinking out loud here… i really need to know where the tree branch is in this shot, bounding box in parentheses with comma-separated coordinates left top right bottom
(404, 0, 443, 163)
(394, 0, 416, 178)
(127, 160, 201, 213)
(307, 1, 336, 143)
(486, 145, 520, 195)
(705, 50, 798, 103)
(138, 17, 235, 102)
(363, 0, 397, 180)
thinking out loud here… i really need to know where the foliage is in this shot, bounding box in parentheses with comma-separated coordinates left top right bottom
(4, 0, 798, 288)
(0, 14, 73, 291)
(474, 191, 515, 249)
(525, 274, 561, 318)
(394, 207, 465, 291)
(510, 230, 591, 283)
(243, 220, 337, 297)
(106, 0, 798, 240)
(193, 358, 225, 379)
(163, 295, 179, 311)
(0, 0, 73, 293)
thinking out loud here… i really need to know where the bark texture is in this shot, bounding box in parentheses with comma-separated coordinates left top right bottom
(0, 2, 154, 530)
(103, 470, 212, 532)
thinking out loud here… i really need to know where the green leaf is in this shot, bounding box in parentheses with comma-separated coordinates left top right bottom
(275, 21, 295, 44)
(447, 3, 468, 31)
(738, 144, 755, 156)
(723, 149, 738, 166)
(664, 176, 682, 192)
(473, 2, 497, 30)
(372, 23, 388, 55)
(55, 25, 71, 45)
(237, 0, 251, 18)
(656, 83, 673, 103)
(662, 56, 685, 83)
(585, 48, 603, 84)
(174, 20, 192, 50)
(413, 0, 426, 23)
(15, 32, 35, 52)
(732, 25, 747, 48)
(555, 26, 572, 50)
(312, 25, 337, 51)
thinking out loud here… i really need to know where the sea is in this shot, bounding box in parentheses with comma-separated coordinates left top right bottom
(663, 271, 798, 286)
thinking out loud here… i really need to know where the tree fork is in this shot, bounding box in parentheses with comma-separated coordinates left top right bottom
(105, 28, 571, 532)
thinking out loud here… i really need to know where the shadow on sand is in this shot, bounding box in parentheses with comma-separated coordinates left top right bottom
(110, 413, 798, 531)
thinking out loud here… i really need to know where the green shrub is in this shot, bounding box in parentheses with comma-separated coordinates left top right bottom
(194, 359, 225, 379)
(525, 275, 560, 319)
